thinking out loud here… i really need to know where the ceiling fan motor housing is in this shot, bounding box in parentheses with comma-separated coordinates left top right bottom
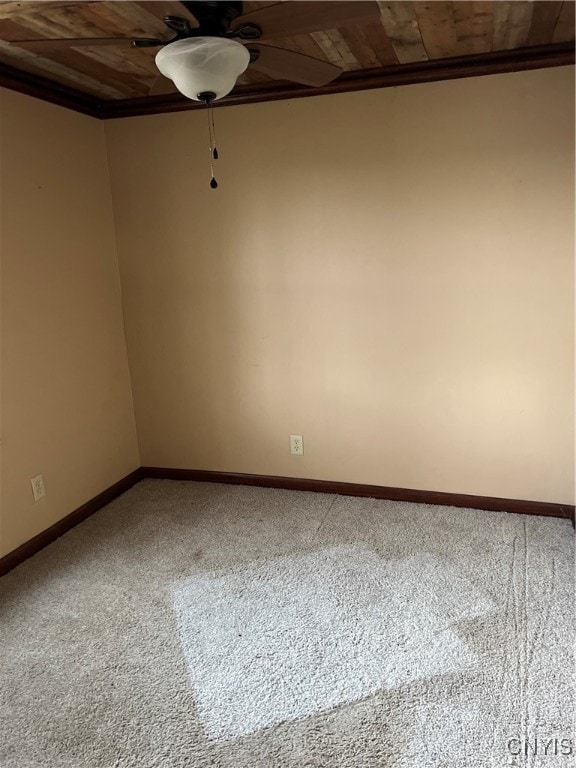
(182, 1, 244, 35)
(155, 37, 250, 101)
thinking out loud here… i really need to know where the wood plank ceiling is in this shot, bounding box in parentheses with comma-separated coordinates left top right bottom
(0, 1, 574, 114)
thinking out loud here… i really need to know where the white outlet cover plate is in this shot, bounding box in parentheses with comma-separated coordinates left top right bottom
(31, 474, 46, 501)
(290, 434, 303, 455)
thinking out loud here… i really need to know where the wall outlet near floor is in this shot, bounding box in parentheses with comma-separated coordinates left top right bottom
(31, 474, 46, 502)
(290, 434, 304, 456)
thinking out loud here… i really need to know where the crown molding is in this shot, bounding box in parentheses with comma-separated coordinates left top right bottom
(100, 42, 576, 119)
(0, 42, 573, 120)
(0, 61, 102, 117)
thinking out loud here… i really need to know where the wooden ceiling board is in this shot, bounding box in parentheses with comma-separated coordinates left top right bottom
(527, 2, 563, 46)
(323, 28, 360, 69)
(240, 2, 381, 41)
(0, 1, 572, 114)
(79, 1, 167, 39)
(553, 0, 576, 42)
(338, 24, 383, 69)
(309, 30, 348, 69)
(492, 1, 534, 51)
(0, 1, 85, 19)
(413, 2, 460, 59)
(377, 2, 429, 63)
(453, 2, 494, 55)
(359, 19, 398, 66)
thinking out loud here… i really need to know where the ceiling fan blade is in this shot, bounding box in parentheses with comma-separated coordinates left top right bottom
(232, 1, 380, 40)
(249, 44, 342, 87)
(149, 74, 178, 96)
(9, 37, 165, 50)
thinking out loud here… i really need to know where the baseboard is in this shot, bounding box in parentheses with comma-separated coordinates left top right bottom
(0, 468, 144, 577)
(2, 465, 573, 577)
(142, 467, 575, 521)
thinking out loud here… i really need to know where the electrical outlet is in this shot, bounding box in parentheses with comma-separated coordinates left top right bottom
(290, 434, 304, 456)
(31, 474, 46, 502)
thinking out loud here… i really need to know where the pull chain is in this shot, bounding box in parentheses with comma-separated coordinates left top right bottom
(211, 105, 219, 160)
(206, 102, 218, 189)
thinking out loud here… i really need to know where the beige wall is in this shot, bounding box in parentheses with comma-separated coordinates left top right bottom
(106, 66, 575, 505)
(0, 89, 140, 557)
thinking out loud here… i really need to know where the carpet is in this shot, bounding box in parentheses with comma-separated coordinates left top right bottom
(0, 480, 573, 767)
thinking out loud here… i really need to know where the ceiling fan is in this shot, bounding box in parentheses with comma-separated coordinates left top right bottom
(9, 1, 381, 101)
(10, 1, 381, 188)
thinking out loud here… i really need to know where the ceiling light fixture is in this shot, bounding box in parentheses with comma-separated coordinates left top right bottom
(156, 37, 251, 189)
(155, 37, 250, 103)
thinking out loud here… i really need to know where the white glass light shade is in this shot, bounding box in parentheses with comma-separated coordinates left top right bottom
(155, 37, 250, 101)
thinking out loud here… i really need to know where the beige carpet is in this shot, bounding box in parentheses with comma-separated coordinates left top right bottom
(0, 480, 573, 767)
